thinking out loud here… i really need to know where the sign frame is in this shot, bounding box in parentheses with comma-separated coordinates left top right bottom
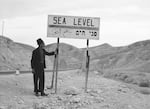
(47, 15, 100, 40)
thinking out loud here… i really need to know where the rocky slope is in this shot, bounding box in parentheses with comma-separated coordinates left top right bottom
(0, 36, 34, 70)
(90, 40, 150, 71)
(0, 36, 84, 71)
(1, 35, 150, 89)
(88, 40, 150, 88)
(45, 43, 84, 70)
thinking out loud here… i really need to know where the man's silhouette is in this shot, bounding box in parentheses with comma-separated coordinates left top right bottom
(31, 38, 55, 96)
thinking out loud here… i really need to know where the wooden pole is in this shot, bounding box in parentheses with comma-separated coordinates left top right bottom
(85, 39, 90, 92)
(55, 38, 59, 94)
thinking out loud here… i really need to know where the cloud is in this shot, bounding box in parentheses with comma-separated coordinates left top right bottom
(66, 5, 150, 21)
(0, 0, 60, 19)
(0, 0, 144, 19)
(1, 0, 150, 47)
(0, 0, 103, 19)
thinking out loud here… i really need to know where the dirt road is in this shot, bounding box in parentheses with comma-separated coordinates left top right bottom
(0, 70, 150, 109)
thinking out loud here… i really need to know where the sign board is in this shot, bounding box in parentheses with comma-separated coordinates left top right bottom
(47, 15, 100, 40)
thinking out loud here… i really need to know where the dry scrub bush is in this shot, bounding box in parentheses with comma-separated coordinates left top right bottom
(139, 80, 150, 87)
(140, 88, 150, 95)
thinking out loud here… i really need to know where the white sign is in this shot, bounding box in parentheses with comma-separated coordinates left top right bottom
(47, 15, 100, 40)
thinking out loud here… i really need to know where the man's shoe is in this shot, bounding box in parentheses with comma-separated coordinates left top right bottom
(41, 92, 48, 96)
(35, 92, 39, 96)
(34, 89, 40, 92)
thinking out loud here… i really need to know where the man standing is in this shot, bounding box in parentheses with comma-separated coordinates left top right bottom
(31, 38, 56, 96)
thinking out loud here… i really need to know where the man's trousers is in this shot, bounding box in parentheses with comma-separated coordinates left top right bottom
(33, 67, 45, 93)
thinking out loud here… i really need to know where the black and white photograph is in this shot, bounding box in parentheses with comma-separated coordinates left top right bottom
(0, 0, 150, 108)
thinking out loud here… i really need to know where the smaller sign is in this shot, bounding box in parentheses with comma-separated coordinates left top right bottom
(47, 15, 100, 40)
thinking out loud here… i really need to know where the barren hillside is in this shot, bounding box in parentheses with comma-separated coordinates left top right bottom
(0, 36, 84, 71)
(45, 43, 84, 70)
(1, 36, 150, 108)
(89, 40, 150, 88)
(1, 36, 150, 89)
(0, 36, 34, 70)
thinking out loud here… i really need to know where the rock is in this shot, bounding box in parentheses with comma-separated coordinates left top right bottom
(88, 89, 102, 97)
(118, 88, 122, 91)
(117, 88, 127, 93)
(17, 99, 24, 104)
(82, 100, 91, 105)
(89, 92, 97, 97)
(32, 102, 49, 109)
(94, 97, 105, 103)
(70, 97, 81, 104)
(57, 96, 63, 101)
(64, 87, 80, 96)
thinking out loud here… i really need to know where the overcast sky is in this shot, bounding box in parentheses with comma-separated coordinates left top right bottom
(0, 0, 150, 48)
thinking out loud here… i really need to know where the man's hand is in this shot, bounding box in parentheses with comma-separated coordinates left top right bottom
(32, 69, 35, 74)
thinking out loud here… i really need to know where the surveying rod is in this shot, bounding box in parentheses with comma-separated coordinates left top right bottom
(55, 38, 59, 94)
(50, 54, 56, 89)
(85, 39, 90, 92)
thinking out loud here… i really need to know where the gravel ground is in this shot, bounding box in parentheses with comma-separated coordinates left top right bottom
(0, 70, 150, 109)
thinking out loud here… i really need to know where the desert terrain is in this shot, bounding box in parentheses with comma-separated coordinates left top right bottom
(0, 70, 150, 109)
(1, 35, 150, 108)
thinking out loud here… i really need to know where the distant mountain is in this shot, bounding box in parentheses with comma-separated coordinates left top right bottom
(0, 36, 84, 71)
(1, 35, 150, 72)
(90, 40, 150, 71)
(45, 43, 84, 70)
(90, 40, 150, 87)
(0, 36, 34, 70)
(1, 35, 150, 88)
(45, 39, 150, 87)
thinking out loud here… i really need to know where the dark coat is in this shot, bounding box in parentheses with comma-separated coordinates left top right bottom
(31, 47, 55, 70)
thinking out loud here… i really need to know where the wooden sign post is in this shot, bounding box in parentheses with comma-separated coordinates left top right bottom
(85, 39, 90, 92)
(47, 15, 100, 94)
(55, 38, 59, 93)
